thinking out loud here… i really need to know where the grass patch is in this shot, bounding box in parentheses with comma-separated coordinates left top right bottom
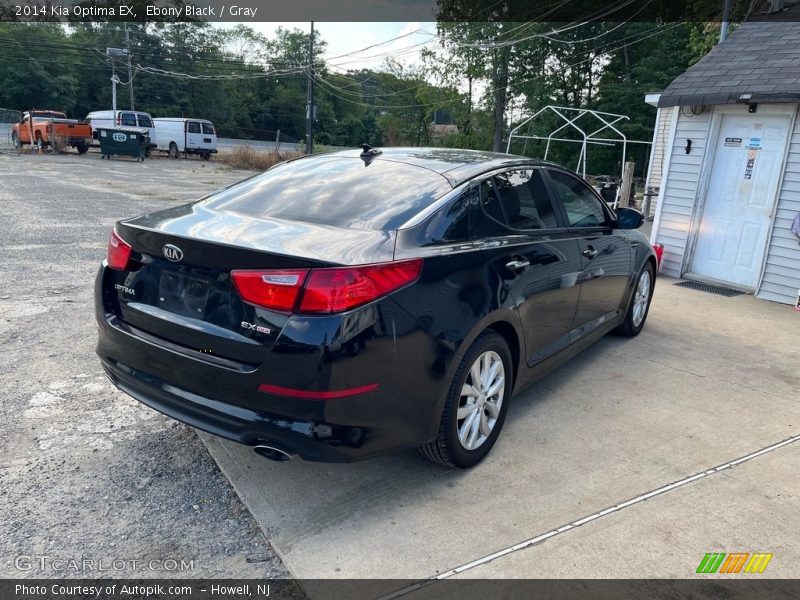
(217, 146, 304, 171)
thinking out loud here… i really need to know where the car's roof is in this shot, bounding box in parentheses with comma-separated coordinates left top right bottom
(323, 147, 560, 186)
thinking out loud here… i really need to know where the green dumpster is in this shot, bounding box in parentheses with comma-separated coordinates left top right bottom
(98, 126, 150, 161)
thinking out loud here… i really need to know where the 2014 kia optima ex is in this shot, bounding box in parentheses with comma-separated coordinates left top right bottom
(95, 147, 656, 468)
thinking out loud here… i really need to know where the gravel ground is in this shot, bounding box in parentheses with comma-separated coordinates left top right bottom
(0, 150, 289, 579)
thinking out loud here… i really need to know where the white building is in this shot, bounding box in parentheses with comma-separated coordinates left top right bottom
(647, 19, 800, 305)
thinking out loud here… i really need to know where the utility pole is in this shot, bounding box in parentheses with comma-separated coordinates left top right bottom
(305, 21, 315, 155)
(107, 48, 127, 122)
(111, 63, 117, 123)
(720, 0, 733, 42)
(125, 23, 134, 110)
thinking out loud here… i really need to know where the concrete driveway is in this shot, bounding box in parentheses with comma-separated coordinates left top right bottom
(204, 278, 800, 591)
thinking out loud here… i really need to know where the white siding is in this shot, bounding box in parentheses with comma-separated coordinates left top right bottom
(653, 108, 713, 278)
(757, 108, 800, 305)
(650, 108, 673, 188)
(644, 106, 674, 218)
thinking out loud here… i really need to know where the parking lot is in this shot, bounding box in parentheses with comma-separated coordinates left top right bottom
(2, 151, 799, 592)
(0, 151, 287, 579)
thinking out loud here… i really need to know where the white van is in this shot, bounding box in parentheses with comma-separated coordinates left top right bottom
(85, 110, 157, 149)
(153, 118, 217, 160)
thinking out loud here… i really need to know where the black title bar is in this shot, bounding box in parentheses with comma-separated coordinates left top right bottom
(2, 0, 800, 22)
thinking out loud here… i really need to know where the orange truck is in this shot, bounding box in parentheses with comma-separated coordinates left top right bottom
(11, 110, 93, 154)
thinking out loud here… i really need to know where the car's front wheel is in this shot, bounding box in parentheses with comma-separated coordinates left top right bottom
(615, 262, 654, 337)
(419, 331, 512, 468)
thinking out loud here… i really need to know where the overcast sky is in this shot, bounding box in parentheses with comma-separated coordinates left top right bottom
(221, 22, 438, 72)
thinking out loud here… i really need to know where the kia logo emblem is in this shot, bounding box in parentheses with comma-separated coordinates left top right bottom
(162, 244, 184, 262)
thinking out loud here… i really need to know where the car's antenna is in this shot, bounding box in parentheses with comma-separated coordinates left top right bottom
(360, 144, 382, 166)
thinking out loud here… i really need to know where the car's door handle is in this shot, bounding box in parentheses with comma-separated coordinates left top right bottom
(582, 248, 599, 259)
(505, 258, 530, 271)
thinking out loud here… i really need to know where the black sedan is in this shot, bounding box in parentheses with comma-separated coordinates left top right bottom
(95, 147, 655, 468)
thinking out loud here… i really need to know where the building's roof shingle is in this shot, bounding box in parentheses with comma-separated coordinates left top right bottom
(658, 18, 800, 108)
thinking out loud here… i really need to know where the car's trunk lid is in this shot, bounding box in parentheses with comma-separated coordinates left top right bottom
(105, 204, 396, 364)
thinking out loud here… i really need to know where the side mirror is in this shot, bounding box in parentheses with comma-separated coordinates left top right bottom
(616, 207, 644, 230)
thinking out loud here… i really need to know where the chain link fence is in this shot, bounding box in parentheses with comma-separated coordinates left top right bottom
(0, 108, 22, 152)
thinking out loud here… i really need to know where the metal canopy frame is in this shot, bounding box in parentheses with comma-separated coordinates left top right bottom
(506, 105, 652, 206)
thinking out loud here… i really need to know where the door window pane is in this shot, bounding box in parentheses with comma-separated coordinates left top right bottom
(137, 115, 153, 128)
(120, 113, 136, 126)
(547, 171, 608, 227)
(202, 122, 215, 135)
(493, 169, 558, 230)
(187, 121, 201, 133)
(470, 179, 508, 238)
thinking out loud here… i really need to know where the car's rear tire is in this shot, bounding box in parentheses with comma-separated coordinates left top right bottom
(11, 132, 20, 150)
(168, 142, 179, 159)
(36, 135, 45, 152)
(615, 262, 654, 337)
(419, 331, 512, 468)
(76, 141, 88, 154)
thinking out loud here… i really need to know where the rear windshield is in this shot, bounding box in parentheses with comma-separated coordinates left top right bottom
(204, 156, 452, 231)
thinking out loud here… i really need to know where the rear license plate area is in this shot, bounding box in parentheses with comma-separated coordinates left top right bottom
(158, 271, 210, 317)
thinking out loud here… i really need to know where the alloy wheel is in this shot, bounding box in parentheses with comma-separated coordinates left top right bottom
(632, 270, 651, 327)
(457, 350, 505, 451)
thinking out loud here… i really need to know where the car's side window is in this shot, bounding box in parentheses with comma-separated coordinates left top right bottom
(187, 121, 201, 134)
(493, 169, 558, 230)
(138, 115, 153, 128)
(417, 193, 470, 246)
(547, 170, 609, 228)
(470, 179, 509, 239)
(120, 113, 136, 126)
(202, 123, 214, 135)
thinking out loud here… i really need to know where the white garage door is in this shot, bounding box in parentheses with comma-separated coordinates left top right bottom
(690, 114, 789, 289)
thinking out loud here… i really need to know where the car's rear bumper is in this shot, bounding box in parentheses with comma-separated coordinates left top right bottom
(100, 356, 357, 462)
(95, 264, 449, 462)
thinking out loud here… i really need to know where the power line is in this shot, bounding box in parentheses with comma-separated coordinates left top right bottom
(309, 19, 694, 112)
(135, 63, 310, 80)
(442, 0, 640, 50)
(323, 24, 437, 62)
(0, 52, 111, 70)
(541, 0, 654, 44)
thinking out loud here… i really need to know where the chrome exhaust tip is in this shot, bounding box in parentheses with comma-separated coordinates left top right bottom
(253, 444, 296, 462)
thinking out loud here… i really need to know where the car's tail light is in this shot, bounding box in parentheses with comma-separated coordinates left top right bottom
(231, 269, 309, 312)
(299, 260, 422, 313)
(231, 259, 422, 314)
(107, 230, 132, 270)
